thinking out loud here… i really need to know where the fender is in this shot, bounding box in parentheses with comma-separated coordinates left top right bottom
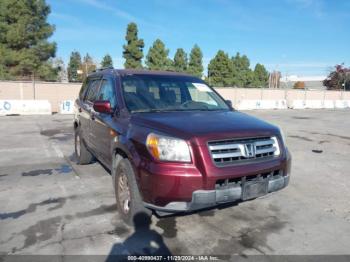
(110, 135, 134, 175)
(111, 136, 133, 161)
(111, 135, 148, 199)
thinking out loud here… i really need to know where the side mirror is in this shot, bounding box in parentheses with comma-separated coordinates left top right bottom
(225, 100, 233, 108)
(93, 100, 112, 114)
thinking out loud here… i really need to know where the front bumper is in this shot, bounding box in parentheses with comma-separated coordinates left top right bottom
(144, 174, 290, 213)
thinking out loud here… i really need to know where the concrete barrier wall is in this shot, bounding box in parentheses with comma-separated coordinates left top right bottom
(215, 88, 350, 110)
(59, 100, 75, 114)
(0, 81, 349, 114)
(0, 100, 51, 115)
(0, 81, 80, 112)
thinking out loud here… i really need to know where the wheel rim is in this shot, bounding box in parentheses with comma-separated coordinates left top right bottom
(117, 172, 131, 214)
(76, 134, 81, 158)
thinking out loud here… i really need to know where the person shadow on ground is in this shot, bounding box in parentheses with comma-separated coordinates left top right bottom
(106, 212, 172, 261)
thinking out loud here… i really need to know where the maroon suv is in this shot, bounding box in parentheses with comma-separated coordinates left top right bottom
(74, 68, 291, 224)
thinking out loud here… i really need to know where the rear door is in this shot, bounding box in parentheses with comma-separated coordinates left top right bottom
(77, 78, 94, 147)
(83, 77, 102, 150)
(90, 75, 118, 167)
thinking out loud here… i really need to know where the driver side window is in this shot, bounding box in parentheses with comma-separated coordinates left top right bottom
(85, 79, 102, 103)
(98, 78, 117, 109)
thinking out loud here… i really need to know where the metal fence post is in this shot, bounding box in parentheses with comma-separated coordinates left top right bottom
(323, 90, 326, 105)
(284, 88, 287, 101)
(32, 72, 36, 100)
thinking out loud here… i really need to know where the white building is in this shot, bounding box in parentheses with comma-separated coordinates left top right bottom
(280, 75, 327, 90)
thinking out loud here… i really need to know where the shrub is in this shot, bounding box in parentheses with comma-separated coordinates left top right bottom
(293, 81, 305, 89)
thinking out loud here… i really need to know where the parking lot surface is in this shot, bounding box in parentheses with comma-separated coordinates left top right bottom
(0, 109, 350, 257)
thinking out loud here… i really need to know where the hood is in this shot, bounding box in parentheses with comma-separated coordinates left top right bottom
(131, 110, 280, 145)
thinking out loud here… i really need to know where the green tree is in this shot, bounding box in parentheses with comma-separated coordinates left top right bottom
(38, 58, 64, 82)
(253, 63, 269, 87)
(101, 54, 113, 68)
(145, 39, 172, 71)
(208, 50, 233, 87)
(173, 48, 188, 72)
(52, 58, 67, 82)
(0, 0, 56, 80)
(123, 22, 144, 69)
(187, 44, 203, 78)
(67, 51, 82, 82)
(231, 53, 254, 87)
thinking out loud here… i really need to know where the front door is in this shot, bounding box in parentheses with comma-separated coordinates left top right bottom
(90, 76, 119, 167)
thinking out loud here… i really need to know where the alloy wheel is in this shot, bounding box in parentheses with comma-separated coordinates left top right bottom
(117, 172, 131, 214)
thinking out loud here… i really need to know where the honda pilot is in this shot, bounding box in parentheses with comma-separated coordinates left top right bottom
(74, 68, 291, 225)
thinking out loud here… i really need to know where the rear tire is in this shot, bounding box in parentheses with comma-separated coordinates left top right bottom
(113, 157, 151, 225)
(75, 127, 94, 165)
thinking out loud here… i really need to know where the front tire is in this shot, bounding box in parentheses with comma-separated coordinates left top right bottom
(114, 158, 151, 225)
(75, 127, 94, 165)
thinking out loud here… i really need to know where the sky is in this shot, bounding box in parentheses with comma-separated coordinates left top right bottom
(47, 0, 350, 77)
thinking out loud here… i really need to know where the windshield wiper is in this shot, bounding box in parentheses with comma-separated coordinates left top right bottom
(132, 109, 167, 113)
(179, 108, 227, 111)
(132, 108, 227, 113)
(132, 108, 188, 113)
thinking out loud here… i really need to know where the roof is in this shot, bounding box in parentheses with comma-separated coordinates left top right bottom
(88, 68, 195, 78)
(115, 69, 193, 77)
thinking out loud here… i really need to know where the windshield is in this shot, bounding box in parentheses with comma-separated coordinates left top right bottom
(121, 74, 229, 113)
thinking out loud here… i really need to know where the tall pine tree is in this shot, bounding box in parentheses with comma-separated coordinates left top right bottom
(173, 48, 188, 72)
(187, 44, 203, 78)
(123, 23, 144, 69)
(253, 63, 269, 87)
(101, 54, 113, 68)
(232, 53, 254, 87)
(0, 0, 56, 80)
(68, 51, 82, 82)
(208, 50, 233, 87)
(145, 39, 172, 71)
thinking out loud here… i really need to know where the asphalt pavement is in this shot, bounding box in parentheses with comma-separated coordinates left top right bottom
(0, 109, 350, 258)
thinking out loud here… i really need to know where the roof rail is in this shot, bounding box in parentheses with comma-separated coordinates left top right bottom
(92, 66, 114, 73)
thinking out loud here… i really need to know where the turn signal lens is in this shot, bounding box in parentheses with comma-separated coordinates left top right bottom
(146, 133, 160, 159)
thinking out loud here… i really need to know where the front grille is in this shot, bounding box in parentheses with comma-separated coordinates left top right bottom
(208, 136, 278, 166)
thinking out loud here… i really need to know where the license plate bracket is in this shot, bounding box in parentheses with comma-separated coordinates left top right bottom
(242, 180, 268, 201)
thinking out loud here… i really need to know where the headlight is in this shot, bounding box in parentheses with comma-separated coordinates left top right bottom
(271, 128, 285, 156)
(146, 133, 191, 162)
(271, 136, 281, 156)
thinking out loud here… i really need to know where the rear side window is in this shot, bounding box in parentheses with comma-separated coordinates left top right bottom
(97, 78, 117, 109)
(85, 79, 101, 102)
